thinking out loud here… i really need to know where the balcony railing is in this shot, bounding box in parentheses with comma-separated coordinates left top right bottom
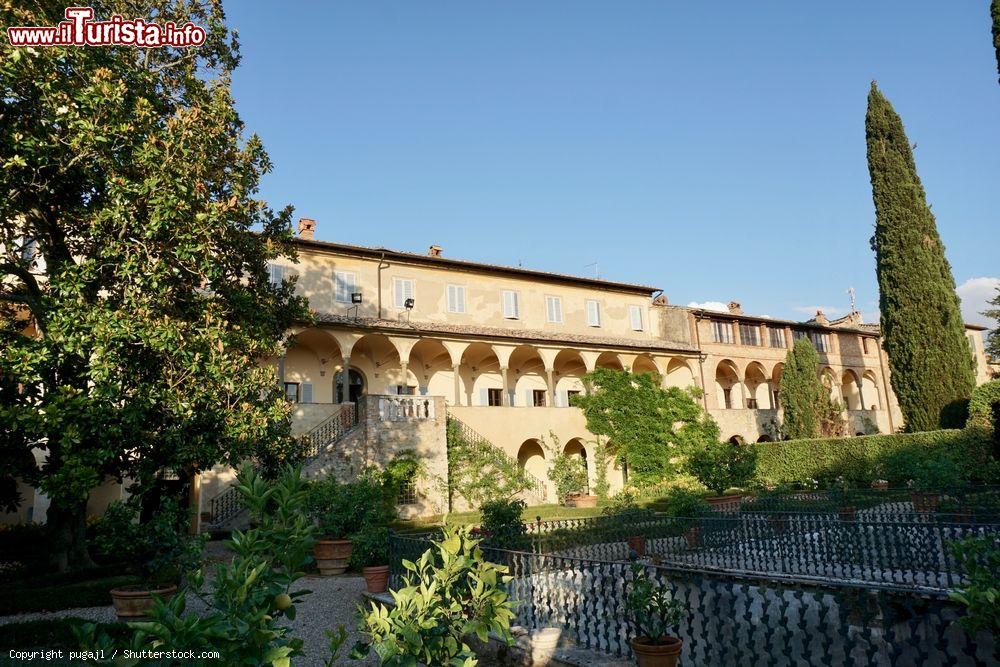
(375, 395, 435, 421)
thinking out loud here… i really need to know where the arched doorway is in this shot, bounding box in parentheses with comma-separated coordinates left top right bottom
(336, 369, 365, 403)
(564, 438, 590, 494)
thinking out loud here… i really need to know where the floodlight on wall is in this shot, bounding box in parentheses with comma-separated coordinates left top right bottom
(349, 292, 363, 319)
(404, 298, 414, 310)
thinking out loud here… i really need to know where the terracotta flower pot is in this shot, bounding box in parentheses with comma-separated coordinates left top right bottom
(705, 494, 742, 513)
(837, 506, 856, 522)
(110, 584, 177, 619)
(871, 481, 889, 491)
(314, 538, 353, 575)
(566, 494, 598, 508)
(362, 565, 390, 593)
(910, 491, 940, 514)
(684, 526, 701, 548)
(626, 535, 646, 556)
(943, 507, 972, 523)
(630, 635, 682, 667)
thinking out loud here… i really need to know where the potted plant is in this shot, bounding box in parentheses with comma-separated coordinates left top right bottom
(93, 498, 204, 619)
(603, 488, 653, 555)
(547, 450, 591, 507)
(349, 525, 391, 593)
(657, 488, 710, 548)
(907, 459, 961, 514)
(685, 440, 756, 513)
(566, 492, 598, 508)
(307, 477, 390, 576)
(626, 561, 685, 667)
(831, 477, 855, 522)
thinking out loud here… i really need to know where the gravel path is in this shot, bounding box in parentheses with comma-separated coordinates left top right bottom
(0, 543, 377, 666)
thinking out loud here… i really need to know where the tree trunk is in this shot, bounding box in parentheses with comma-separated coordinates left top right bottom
(46, 496, 95, 572)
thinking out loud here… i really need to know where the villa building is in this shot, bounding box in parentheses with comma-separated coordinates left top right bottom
(5, 218, 993, 525)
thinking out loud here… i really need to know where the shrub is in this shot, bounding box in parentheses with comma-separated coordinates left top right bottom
(348, 525, 389, 569)
(0, 575, 142, 615)
(626, 562, 685, 644)
(652, 488, 711, 517)
(0, 618, 130, 650)
(899, 457, 964, 491)
(479, 499, 528, 550)
(686, 440, 757, 495)
(751, 429, 996, 488)
(968, 380, 1000, 431)
(331, 526, 516, 665)
(592, 441, 611, 500)
(948, 535, 1000, 639)
(547, 451, 589, 504)
(306, 477, 394, 539)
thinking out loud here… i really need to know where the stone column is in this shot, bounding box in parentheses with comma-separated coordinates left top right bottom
(501, 366, 510, 406)
(452, 364, 462, 406)
(339, 356, 351, 403)
(546, 369, 556, 407)
(399, 360, 408, 394)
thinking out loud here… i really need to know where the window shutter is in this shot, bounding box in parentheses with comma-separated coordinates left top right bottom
(269, 263, 284, 285)
(587, 300, 600, 327)
(502, 290, 518, 319)
(630, 306, 643, 331)
(388, 385, 398, 395)
(507, 389, 516, 406)
(524, 390, 533, 407)
(557, 390, 569, 408)
(335, 271, 356, 303)
(301, 383, 313, 404)
(394, 279, 404, 308)
(458, 286, 466, 312)
(419, 386, 428, 396)
(479, 388, 489, 406)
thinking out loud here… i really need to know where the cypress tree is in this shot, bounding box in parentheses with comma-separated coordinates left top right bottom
(992, 0, 1000, 84)
(865, 83, 976, 432)
(779, 338, 825, 440)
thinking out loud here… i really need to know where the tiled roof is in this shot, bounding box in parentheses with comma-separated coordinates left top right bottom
(293, 238, 660, 295)
(312, 312, 699, 354)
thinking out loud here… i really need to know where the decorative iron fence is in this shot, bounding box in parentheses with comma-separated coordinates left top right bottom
(388, 532, 997, 665)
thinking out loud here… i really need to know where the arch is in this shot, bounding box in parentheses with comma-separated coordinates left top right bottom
(336, 368, 366, 403)
(563, 437, 590, 494)
(840, 369, 863, 411)
(352, 333, 403, 396)
(595, 352, 624, 371)
(409, 338, 453, 397)
(510, 345, 548, 406)
(770, 362, 785, 409)
(283, 328, 342, 403)
(728, 435, 745, 445)
(664, 358, 696, 390)
(631, 354, 661, 379)
(756, 434, 773, 443)
(820, 367, 839, 403)
(861, 370, 882, 411)
(517, 439, 547, 488)
(744, 361, 770, 409)
(461, 343, 502, 406)
(714, 359, 742, 409)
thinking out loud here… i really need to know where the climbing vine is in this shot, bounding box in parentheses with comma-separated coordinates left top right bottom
(446, 418, 535, 509)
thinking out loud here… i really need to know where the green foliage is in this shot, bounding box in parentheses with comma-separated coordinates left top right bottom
(626, 563, 685, 642)
(652, 488, 711, 517)
(778, 338, 825, 439)
(898, 457, 963, 492)
(948, 535, 1000, 640)
(0, 574, 142, 615)
(992, 0, 1000, 86)
(685, 440, 756, 495)
(574, 369, 719, 487)
(986, 287, 1000, 363)
(0, 618, 131, 651)
(478, 499, 528, 550)
(543, 434, 590, 503)
(336, 526, 516, 666)
(602, 488, 653, 519)
(379, 452, 422, 507)
(865, 83, 976, 432)
(0, 2, 312, 570)
(592, 440, 611, 500)
(348, 526, 390, 569)
(968, 380, 1000, 431)
(80, 464, 318, 666)
(751, 429, 996, 488)
(446, 418, 536, 507)
(307, 477, 394, 539)
(90, 497, 204, 584)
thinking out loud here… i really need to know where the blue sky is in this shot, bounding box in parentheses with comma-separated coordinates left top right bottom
(226, 1, 999, 325)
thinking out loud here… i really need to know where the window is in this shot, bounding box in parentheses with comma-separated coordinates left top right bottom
(392, 385, 415, 395)
(487, 388, 503, 406)
(393, 278, 414, 309)
(739, 323, 760, 346)
(335, 271, 357, 303)
(768, 326, 786, 348)
(629, 305, 644, 331)
(502, 290, 519, 319)
(532, 389, 547, 407)
(283, 382, 299, 403)
(545, 296, 563, 324)
(447, 284, 467, 313)
(397, 478, 417, 505)
(861, 337, 870, 355)
(712, 320, 733, 344)
(746, 398, 758, 409)
(20, 237, 37, 263)
(586, 300, 601, 327)
(809, 332, 830, 353)
(268, 263, 285, 286)
(792, 330, 807, 341)
(566, 390, 581, 406)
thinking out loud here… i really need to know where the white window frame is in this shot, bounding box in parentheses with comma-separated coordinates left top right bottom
(501, 289, 520, 319)
(447, 284, 467, 314)
(545, 296, 563, 324)
(629, 305, 644, 331)
(335, 271, 357, 303)
(268, 263, 285, 286)
(712, 320, 733, 344)
(393, 277, 414, 309)
(586, 299, 601, 327)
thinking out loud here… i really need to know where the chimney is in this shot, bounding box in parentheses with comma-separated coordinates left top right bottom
(297, 218, 316, 240)
(428, 245, 443, 257)
(727, 300, 743, 315)
(813, 309, 829, 325)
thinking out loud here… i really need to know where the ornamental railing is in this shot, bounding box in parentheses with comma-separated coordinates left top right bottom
(206, 403, 360, 528)
(387, 531, 997, 664)
(374, 395, 435, 421)
(446, 415, 547, 501)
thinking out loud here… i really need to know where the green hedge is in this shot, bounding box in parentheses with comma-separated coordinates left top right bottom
(751, 428, 996, 487)
(968, 379, 1000, 430)
(0, 574, 142, 615)
(0, 618, 131, 650)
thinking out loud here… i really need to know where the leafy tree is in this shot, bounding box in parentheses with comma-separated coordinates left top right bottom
(573, 368, 719, 487)
(779, 338, 826, 439)
(865, 82, 975, 432)
(0, 2, 310, 570)
(992, 0, 1000, 85)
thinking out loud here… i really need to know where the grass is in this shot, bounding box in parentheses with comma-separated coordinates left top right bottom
(392, 502, 609, 531)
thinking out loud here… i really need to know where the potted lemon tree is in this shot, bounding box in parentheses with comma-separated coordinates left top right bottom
(685, 439, 756, 512)
(349, 525, 390, 593)
(626, 562, 686, 666)
(307, 477, 389, 576)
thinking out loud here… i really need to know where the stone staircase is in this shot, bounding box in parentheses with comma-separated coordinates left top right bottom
(446, 415, 548, 505)
(202, 404, 360, 531)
